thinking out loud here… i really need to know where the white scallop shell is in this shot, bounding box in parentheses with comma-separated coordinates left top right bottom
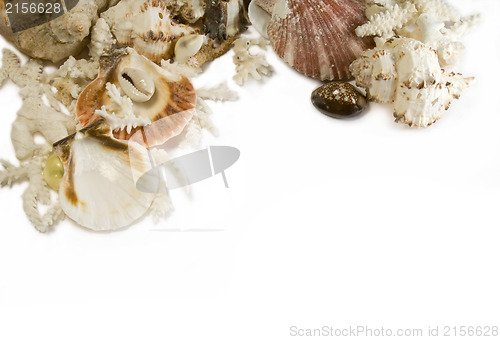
(57, 127, 157, 231)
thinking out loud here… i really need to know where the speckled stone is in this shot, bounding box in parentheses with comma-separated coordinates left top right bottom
(311, 82, 368, 119)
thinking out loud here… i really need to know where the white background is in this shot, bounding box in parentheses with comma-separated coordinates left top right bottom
(1, 1, 499, 339)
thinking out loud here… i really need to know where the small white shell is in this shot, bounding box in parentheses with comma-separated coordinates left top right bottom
(174, 34, 205, 64)
(118, 67, 155, 102)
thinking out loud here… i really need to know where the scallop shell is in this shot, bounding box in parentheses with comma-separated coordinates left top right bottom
(101, 0, 197, 63)
(76, 47, 196, 148)
(267, 0, 374, 80)
(54, 122, 158, 231)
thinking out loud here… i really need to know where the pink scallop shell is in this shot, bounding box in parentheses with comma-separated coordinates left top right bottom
(267, 0, 374, 80)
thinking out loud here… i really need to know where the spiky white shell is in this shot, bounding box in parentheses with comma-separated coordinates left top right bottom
(58, 133, 156, 231)
(350, 37, 473, 127)
(267, 0, 374, 80)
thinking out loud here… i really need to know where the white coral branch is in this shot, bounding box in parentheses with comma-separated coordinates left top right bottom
(443, 14, 482, 40)
(233, 38, 272, 86)
(412, 0, 460, 22)
(197, 82, 238, 102)
(160, 59, 201, 80)
(194, 98, 218, 135)
(0, 160, 29, 187)
(21, 153, 64, 233)
(356, 3, 418, 38)
(149, 193, 174, 223)
(95, 83, 151, 133)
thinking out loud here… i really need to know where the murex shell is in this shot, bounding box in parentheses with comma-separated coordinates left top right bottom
(267, 0, 374, 81)
(350, 37, 474, 127)
(76, 47, 196, 147)
(54, 122, 158, 231)
(101, 0, 197, 63)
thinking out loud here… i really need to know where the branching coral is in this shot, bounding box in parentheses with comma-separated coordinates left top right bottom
(0, 49, 73, 232)
(95, 83, 151, 133)
(0, 0, 249, 232)
(233, 37, 272, 86)
(356, 0, 480, 67)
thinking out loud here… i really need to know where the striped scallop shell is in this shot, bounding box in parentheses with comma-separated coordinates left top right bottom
(267, 0, 374, 81)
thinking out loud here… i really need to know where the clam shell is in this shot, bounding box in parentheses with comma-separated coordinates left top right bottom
(55, 122, 157, 231)
(76, 48, 196, 148)
(267, 0, 374, 80)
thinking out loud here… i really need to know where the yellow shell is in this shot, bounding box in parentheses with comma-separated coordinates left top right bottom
(43, 153, 64, 191)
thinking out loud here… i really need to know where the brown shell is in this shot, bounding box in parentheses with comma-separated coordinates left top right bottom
(267, 0, 374, 81)
(76, 48, 196, 148)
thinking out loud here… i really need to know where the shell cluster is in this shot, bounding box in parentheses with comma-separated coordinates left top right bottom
(101, 0, 197, 63)
(349, 0, 479, 127)
(350, 37, 473, 127)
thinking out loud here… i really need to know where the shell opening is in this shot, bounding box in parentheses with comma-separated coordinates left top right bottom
(118, 67, 155, 102)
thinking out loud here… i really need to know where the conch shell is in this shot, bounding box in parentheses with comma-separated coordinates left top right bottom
(76, 47, 196, 147)
(267, 0, 374, 80)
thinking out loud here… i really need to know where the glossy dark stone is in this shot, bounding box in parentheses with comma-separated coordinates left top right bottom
(311, 81, 368, 119)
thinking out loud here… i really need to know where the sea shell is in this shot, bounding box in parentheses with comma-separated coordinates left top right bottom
(267, 0, 374, 81)
(165, 0, 206, 24)
(311, 82, 367, 119)
(101, 0, 197, 63)
(248, 0, 272, 39)
(54, 121, 157, 231)
(175, 34, 205, 63)
(203, 0, 247, 41)
(350, 37, 474, 127)
(76, 47, 196, 147)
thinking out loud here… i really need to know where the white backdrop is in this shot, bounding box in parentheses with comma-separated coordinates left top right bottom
(1, 1, 499, 339)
